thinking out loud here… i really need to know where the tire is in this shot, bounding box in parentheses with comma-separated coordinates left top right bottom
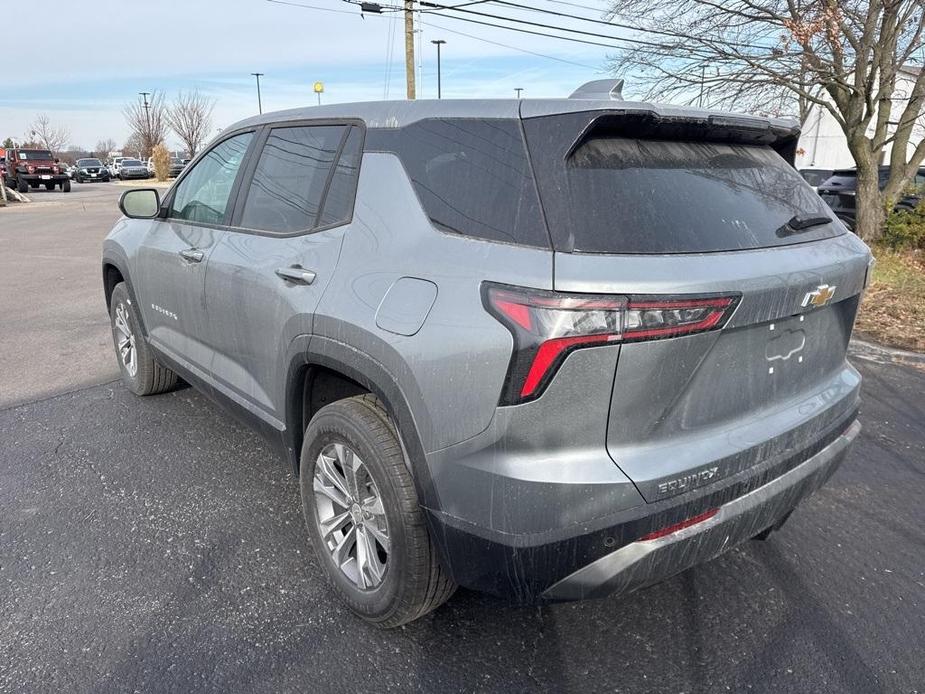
(62, 179, 70, 192)
(17, 178, 28, 194)
(76, 176, 83, 183)
(300, 395, 456, 628)
(109, 282, 178, 396)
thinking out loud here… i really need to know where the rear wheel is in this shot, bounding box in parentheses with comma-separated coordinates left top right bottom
(109, 282, 178, 396)
(300, 395, 455, 627)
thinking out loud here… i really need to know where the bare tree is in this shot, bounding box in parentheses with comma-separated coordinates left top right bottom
(606, 0, 925, 242)
(124, 133, 144, 159)
(31, 113, 70, 156)
(95, 138, 117, 158)
(123, 91, 168, 159)
(166, 90, 215, 158)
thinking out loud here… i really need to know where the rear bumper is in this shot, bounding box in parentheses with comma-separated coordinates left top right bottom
(426, 414, 859, 603)
(544, 418, 859, 600)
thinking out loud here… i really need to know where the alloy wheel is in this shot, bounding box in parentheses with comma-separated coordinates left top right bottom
(313, 442, 390, 590)
(113, 302, 138, 378)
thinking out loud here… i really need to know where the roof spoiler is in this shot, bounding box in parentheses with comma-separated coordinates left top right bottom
(569, 79, 624, 101)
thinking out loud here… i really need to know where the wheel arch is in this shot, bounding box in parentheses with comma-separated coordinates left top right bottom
(283, 335, 439, 510)
(101, 254, 148, 337)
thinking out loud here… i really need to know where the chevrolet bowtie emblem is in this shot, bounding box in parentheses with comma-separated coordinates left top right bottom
(802, 284, 836, 308)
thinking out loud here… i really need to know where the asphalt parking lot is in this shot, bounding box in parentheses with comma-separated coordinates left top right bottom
(1, 186, 924, 693)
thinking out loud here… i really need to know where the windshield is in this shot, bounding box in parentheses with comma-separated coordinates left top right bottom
(77, 159, 102, 167)
(524, 118, 842, 254)
(122, 160, 142, 166)
(18, 150, 53, 160)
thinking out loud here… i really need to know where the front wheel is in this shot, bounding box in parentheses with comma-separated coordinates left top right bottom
(300, 395, 455, 628)
(61, 179, 70, 192)
(109, 282, 178, 395)
(17, 178, 28, 193)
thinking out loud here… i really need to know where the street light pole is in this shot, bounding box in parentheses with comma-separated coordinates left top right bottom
(431, 39, 446, 99)
(515, 87, 523, 99)
(251, 73, 264, 114)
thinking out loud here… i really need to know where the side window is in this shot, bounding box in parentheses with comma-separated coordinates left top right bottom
(364, 119, 548, 248)
(170, 132, 253, 225)
(239, 125, 345, 234)
(318, 126, 362, 228)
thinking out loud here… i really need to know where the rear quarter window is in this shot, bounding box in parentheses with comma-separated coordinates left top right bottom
(364, 118, 549, 248)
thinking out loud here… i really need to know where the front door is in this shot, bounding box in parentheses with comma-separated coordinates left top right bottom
(136, 131, 254, 380)
(204, 123, 363, 425)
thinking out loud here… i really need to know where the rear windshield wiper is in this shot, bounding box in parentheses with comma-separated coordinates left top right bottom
(776, 213, 832, 237)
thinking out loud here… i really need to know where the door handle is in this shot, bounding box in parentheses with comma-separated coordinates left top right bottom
(275, 266, 316, 285)
(179, 248, 204, 263)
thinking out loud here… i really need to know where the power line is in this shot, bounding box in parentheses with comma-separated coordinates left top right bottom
(266, 0, 360, 14)
(417, 1, 696, 51)
(485, 0, 782, 52)
(341, 0, 672, 52)
(423, 18, 598, 69)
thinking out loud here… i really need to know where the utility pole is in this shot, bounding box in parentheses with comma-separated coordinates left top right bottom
(431, 40, 445, 99)
(139, 92, 151, 156)
(251, 73, 264, 114)
(515, 87, 523, 99)
(404, 1, 415, 99)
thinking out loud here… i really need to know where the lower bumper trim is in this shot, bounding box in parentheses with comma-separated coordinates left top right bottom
(542, 419, 860, 601)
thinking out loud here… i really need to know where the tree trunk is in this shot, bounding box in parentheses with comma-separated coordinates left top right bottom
(854, 164, 884, 243)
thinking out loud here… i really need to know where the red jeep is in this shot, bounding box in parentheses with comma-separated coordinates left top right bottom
(3, 148, 70, 193)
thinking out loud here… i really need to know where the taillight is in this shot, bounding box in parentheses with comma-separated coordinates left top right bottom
(483, 283, 738, 404)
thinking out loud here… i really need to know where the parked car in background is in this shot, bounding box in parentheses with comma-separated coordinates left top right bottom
(0, 156, 6, 182)
(109, 156, 129, 179)
(168, 158, 186, 178)
(118, 159, 150, 180)
(817, 166, 925, 229)
(105, 88, 870, 627)
(74, 158, 111, 183)
(3, 148, 70, 193)
(798, 168, 833, 192)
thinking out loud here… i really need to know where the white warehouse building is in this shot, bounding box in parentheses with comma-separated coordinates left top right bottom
(795, 66, 925, 171)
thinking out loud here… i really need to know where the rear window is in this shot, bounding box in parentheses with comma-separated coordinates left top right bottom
(524, 117, 842, 254)
(365, 118, 548, 248)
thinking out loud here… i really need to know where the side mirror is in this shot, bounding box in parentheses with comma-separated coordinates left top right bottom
(119, 188, 161, 219)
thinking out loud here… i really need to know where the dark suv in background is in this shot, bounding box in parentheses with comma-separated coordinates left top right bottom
(817, 165, 925, 229)
(104, 83, 870, 627)
(74, 158, 111, 183)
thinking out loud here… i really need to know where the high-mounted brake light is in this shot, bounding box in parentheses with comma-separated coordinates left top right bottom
(483, 283, 738, 404)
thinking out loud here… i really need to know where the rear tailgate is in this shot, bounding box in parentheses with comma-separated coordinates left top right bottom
(555, 240, 867, 502)
(523, 107, 871, 502)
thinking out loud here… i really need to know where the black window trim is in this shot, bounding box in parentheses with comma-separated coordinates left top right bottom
(225, 117, 367, 239)
(161, 126, 259, 232)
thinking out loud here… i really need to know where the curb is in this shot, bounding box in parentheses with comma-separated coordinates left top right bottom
(848, 338, 925, 367)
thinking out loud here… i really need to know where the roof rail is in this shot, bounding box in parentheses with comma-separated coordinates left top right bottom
(569, 79, 624, 101)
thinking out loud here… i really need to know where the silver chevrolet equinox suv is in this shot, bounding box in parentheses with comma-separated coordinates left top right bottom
(102, 81, 871, 627)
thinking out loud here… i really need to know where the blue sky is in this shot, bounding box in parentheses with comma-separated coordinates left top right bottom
(2, 0, 620, 149)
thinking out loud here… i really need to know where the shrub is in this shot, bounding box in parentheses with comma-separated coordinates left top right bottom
(882, 206, 925, 250)
(151, 143, 170, 182)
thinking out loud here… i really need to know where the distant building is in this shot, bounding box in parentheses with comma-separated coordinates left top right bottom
(796, 66, 925, 170)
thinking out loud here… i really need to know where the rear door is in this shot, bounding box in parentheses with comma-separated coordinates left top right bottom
(135, 131, 254, 380)
(203, 122, 363, 425)
(523, 110, 871, 502)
